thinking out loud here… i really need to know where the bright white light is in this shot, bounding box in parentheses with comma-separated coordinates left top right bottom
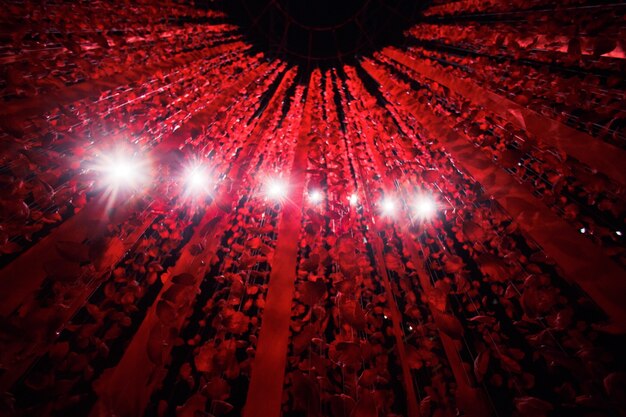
(309, 190, 323, 204)
(580, 227, 586, 234)
(188, 171, 205, 189)
(348, 193, 358, 206)
(99, 151, 148, 189)
(408, 325, 413, 331)
(110, 160, 134, 181)
(616, 231, 622, 236)
(184, 165, 208, 192)
(381, 198, 396, 216)
(266, 178, 288, 200)
(414, 195, 437, 219)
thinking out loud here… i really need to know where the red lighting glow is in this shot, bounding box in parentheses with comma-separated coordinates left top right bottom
(2, 2, 625, 417)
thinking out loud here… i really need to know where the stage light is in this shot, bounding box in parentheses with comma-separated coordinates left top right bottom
(109, 159, 134, 182)
(309, 190, 323, 204)
(414, 195, 437, 219)
(348, 193, 358, 206)
(266, 178, 288, 200)
(184, 164, 209, 193)
(98, 151, 149, 190)
(381, 197, 396, 216)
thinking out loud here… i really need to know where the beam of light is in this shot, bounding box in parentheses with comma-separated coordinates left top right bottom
(308, 190, 323, 204)
(348, 193, 358, 206)
(265, 178, 288, 201)
(380, 197, 397, 216)
(413, 194, 437, 219)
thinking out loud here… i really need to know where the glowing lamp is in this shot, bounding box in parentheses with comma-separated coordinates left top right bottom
(184, 165, 209, 193)
(266, 178, 288, 200)
(109, 159, 134, 182)
(414, 195, 437, 219)
(309, 190, 323, 204)
(381, 198, 396, 216)
(99, 151, 149, 189)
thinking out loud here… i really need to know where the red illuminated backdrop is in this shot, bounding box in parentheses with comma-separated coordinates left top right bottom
(0, 1, 625, 417)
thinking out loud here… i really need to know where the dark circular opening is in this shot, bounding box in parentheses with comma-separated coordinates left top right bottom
(214, 0, 428, 65)
(276, 0, 366, 29)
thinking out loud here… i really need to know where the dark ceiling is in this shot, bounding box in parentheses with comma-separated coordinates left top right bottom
(214, 0, 427, 64)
